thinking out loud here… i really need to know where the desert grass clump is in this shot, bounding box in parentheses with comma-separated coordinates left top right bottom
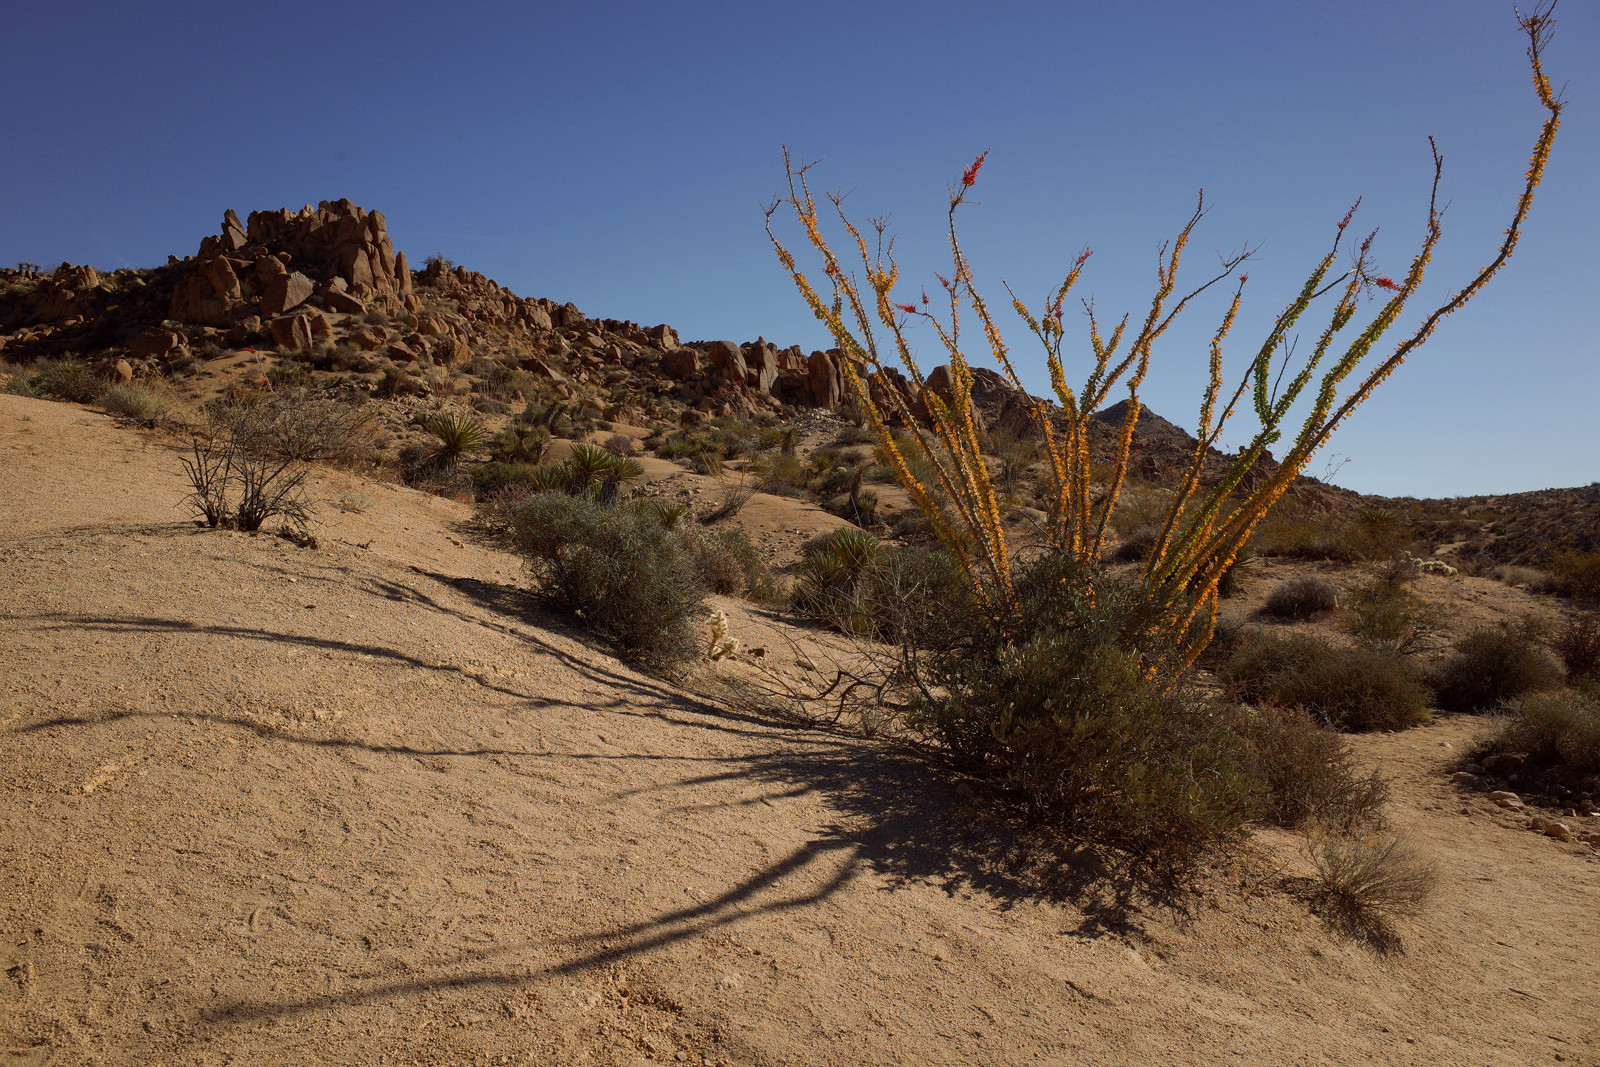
(1262, 576, 1341, 621)
(98, 381, 176, 427)
(1309, 831, 1438, 927)
(1476, 689, 1600, 776)
(1228, 703, 1389, 831)
(1219, 632, 1431, 732)
(1551, 614, 1600, 683)
(507, 491, 703, 664)
(1433, 624, 1563, 711)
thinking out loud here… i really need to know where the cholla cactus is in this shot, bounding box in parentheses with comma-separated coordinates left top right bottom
(766, 8, 1562, 668)
(707, 608, 739, 660)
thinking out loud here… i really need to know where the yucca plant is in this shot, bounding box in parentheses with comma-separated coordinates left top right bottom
(766, 8, 1562, 669)
(424, 411, 485, 470)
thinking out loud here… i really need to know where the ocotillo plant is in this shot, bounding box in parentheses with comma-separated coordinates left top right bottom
(767, 7, 1563, 668)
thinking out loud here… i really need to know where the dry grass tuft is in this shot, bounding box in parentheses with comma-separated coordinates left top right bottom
(1309, 831, 1438, 944)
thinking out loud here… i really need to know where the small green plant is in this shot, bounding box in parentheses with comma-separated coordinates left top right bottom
(1262, 576, 1341, 621)
(1220, 632, 1431, 732)
(1433, 623, 1563, 711)
(424, 412, 485, 470)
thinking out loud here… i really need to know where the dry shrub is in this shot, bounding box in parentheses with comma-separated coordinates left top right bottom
(1345, 578, 1445, 654)
(1262, 576, 1341, 621)
(680, 529, 745, 596)
(1252, 512, 1362, 563)
(1219, 632, 1431, 732)
(1476, 689, 1600, 776)
(1551, 615, 1600, 683)
(1228, 704, 1388, 831)
(1547, 550, 1600, 602)
(1433, 624, 1563, 711)
(1487, 563, 1549, 589)
(705, 526, 786, 605)
(30, 359, 104, 403)
(1310, 832, 1438, 934)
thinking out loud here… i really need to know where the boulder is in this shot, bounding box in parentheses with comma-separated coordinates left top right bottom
(113, 359, 134, 383)
(129, 328, 183, 359)
(221, 209, 248, 251)
(744, 341, 779, 394)
(706, 340, 747, 383)
(323, 288, 366, 315)
(661, 348, 701, 379)
(261, 271, 314, 317)
(645, 323, 678, 350)
(348, 327, 387, 351)
(519, 355, 566, 381)
(807, 349, 842, 409)
(268, 314, 315, 351)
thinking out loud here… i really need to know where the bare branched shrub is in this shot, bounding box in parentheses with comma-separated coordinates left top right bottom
(180, 390, 372, 534)
(1551, 614, 1600, 683)
(1228, 704, 1389, 831)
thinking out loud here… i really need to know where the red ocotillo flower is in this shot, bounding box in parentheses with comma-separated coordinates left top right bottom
(1374, 276, 1401, 291)
(896, 303, 917, 314)
(961, 150, 989, 187)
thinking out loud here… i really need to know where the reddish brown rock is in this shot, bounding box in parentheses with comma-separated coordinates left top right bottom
(807, 350, 843, 409)
(129, 328, 183, 359)
(662, 348, 702, 379)
(269, 314, 315, 352)
(261, 272, 314, 317)
(706, 340, 747, 384)
(323, 288, 366, 315)
(348, 327, 387, 351)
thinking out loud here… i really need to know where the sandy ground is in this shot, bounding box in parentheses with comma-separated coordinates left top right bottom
(2, 393, 1598, 1066)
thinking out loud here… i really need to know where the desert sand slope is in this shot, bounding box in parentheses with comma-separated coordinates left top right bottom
(1, 393, 1597, 1066)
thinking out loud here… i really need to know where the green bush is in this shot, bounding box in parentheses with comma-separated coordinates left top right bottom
(912, 555, 1259, 876)
(1262, 576, 1341, 621)
(1477, 689, 1600, 775)
(507, 492, 702, 664)
(1227, 704, 1388, 831)
(1219, 632, 1432, 732)
(470, 461, 542, 496)
(1433, 624, 1563, 712)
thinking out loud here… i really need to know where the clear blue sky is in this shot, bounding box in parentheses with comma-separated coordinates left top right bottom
(4, 1, 1594, 497)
